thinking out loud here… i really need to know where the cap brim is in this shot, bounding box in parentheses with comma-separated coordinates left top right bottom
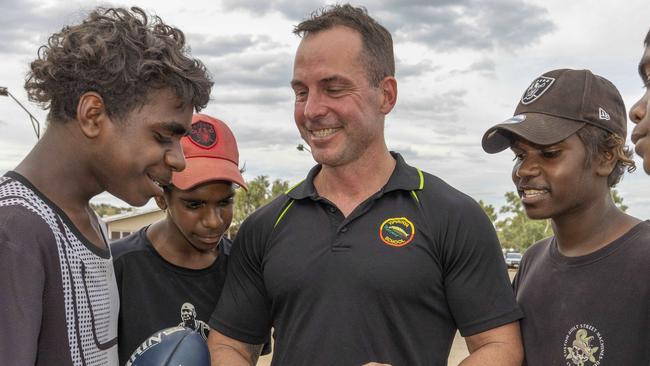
(171, 157, 248, 191)
(481, 113, 586, 153)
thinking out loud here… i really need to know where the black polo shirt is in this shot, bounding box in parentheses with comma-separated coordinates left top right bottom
(210, 153, 521, 366)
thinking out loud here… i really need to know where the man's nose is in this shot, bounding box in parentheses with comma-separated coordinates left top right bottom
(303, 91, 327, 121)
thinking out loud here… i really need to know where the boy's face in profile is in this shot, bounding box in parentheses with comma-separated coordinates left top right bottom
(99, 88, 193, 207)
(510, 134, 601, 220)
(162, 181, 235, 253)
(630, 45, 650, 174)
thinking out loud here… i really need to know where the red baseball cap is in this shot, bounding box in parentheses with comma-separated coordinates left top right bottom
(171, 114, 247, 190)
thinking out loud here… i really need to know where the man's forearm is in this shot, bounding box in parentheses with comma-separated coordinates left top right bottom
(207, 333, 262, 366)
(461, 321, 523, 366)
(459, 341, 523, 366)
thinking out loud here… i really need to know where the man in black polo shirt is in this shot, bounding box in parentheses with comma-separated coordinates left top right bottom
(207, 4, 523, 366)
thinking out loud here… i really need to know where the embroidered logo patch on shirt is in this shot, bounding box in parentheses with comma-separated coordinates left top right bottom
(379, 217, 415, 247)
(563, 324, 605, 366)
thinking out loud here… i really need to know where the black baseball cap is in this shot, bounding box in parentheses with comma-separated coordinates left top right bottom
(482, 69, 627, 153)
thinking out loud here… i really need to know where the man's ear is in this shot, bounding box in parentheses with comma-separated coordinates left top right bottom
(595, 150, 617, 177)
(154, 195, 167, 210)
(76, 92, 108, 138)
(378, 76, 397, 115)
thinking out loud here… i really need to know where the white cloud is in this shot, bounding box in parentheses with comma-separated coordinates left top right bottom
(0, 0, 649, 221)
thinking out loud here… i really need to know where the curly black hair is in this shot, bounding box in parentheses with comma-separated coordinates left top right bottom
(25, 7, 213, 123)
(576, 124, 636, 187)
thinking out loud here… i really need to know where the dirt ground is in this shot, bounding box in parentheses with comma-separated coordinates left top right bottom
(256, 269, 517, 365)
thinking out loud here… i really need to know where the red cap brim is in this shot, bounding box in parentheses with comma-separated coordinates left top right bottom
(171, 157, 248, 191)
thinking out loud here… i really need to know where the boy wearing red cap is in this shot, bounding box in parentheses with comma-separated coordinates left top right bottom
(111, 114, 268, 365)
(482, 69, 650, 365)
(629, 27, 650, 174)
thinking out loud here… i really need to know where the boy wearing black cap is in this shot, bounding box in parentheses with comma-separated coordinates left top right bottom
(482, 69, 650, 365)
(629, 27, 650, 174)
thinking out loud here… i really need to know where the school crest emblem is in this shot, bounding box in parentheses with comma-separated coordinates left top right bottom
(563, 324, 605, 366)
(189, 121, 218, 149)
(379, 217, 415, 247)
(521, 76, 555, 104)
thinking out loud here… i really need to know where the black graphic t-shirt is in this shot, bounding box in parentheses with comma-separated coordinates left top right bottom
(514, 221, 650, 366)
(111, 227, 230, 365)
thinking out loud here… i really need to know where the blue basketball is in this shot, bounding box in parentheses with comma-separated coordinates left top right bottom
(125, 326, 210, 366)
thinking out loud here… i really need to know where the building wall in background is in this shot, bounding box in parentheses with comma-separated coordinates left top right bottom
(104, 209, 165, 241)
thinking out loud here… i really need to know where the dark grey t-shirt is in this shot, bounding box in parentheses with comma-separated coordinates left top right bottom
(514, 221, 650, 366)
(0, 172, 119, 365)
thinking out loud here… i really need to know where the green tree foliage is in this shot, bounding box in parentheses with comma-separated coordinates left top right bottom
(495, 192, 552, 251)
(232, 175, 290, 233)
(270, 178, 290, 199)
(611, 189, 627, 212)
(91, 203, 133, 218)
(478, 200, 497, 222)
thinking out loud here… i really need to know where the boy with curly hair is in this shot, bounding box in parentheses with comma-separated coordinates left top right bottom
(0, 7, 212, 365)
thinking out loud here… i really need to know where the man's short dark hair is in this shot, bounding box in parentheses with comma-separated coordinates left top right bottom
(25, 7, 213, 123)
(576, 125, 635, 187)
(644, 27, 650, 47)
(293, 4, 394, 87)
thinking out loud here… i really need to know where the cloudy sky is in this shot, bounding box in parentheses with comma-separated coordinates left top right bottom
(1, 0, 649, 219)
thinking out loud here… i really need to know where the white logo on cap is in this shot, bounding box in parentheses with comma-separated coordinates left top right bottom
(598, 107, 610, 121)
(502, 114, 527, 124)
(521, 76, 555, 105)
